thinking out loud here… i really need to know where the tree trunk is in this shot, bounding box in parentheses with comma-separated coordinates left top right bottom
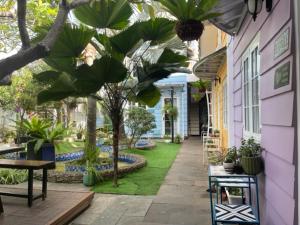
(112, 115, 120, 187)
(86, 96, 97, 147)
(56, 107, 62, 124)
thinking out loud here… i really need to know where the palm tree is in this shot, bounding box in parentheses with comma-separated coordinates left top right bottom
(34, 0, 188, 186)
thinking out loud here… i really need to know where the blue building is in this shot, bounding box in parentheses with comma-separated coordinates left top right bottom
(147, 73, 189, 138)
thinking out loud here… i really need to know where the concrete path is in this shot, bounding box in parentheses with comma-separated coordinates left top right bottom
(71, 137, 211, 225)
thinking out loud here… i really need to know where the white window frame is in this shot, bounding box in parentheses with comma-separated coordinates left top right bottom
(242, 34, 261, 141)
(223, 78, 228, 128)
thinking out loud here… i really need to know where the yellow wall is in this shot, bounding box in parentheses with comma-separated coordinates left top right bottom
(197, 24, 228, 148)
(212, 60, 228, 149)
(199, 24, 218, 58)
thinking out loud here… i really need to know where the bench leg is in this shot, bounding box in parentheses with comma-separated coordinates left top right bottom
(42, 169, 48, 200)
(28, 169, 33, 207)
(0, 196, 3, 213)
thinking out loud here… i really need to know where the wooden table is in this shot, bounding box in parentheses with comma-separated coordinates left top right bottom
(0, 159, 55, 211)
(0, 145, 25, 155)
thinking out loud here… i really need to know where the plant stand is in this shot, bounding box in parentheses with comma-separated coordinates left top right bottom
(208, 165, 260, 225)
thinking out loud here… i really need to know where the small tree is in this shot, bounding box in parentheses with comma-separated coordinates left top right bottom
(125, 107, 156, 148)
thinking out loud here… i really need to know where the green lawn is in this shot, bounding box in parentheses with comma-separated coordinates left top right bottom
(92, 142, 181, 195)
(55, 141, 85, 154)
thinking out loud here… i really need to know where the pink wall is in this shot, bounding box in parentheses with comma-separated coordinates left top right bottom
(229, 0, 297, 224)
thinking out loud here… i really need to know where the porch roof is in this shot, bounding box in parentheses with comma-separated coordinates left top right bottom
(209, 0, 248, 35)
(192, 46, 227, 80)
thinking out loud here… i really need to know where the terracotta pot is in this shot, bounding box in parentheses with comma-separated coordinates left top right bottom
(241, 156, 262, 175)
(175, 20, 204, 41)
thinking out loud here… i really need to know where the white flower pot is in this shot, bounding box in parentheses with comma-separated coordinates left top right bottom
(223, 162, 234, 174)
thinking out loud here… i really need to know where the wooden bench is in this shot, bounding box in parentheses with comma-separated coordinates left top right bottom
(0, 159, 55, 212)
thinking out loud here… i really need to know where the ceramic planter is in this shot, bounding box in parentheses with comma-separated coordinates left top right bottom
(83, 172, 95, 186)
(240, 156, 262, 175)
(225, 188, 243, 205)
(175, 20, 204, 41)
(223, 162, 235, 174)
(27, 141, 40, 160)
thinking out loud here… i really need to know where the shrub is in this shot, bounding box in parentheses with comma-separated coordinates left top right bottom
(0, 169, 28, 185)
(125, 107, 156, 148)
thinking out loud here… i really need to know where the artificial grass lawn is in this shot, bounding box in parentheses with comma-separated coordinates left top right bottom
(92, 142, 181, 195)
(55, 141, 85, 154)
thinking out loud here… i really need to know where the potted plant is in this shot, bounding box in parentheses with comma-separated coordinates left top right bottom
(191, 80, 211, 102)
(174, 134, 182, 144)
(223, 147, 237, 174)
(225, 187, 243, 205)
(83, 160, 96, 186)
(163, 103, 178, 120)
(22, 116, 66, 164)
(214, 129, 220, 137)
(206, 139, 215, 148)
(158, 0, 221, 41)
(76, 125, 84, 140)
(239, 138, 263, 175)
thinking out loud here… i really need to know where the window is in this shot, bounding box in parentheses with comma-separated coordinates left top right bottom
(223, 80, 228, 128)
(242, 37, 261, 139)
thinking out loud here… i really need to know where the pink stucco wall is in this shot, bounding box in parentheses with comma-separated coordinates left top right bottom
(229, 0, 297, 224)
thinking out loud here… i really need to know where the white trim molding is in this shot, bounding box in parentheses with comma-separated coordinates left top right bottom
(294, 0, 300, 224)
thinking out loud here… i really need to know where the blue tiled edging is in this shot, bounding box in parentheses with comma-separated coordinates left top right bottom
(33, 153, 147, 183)
(65, 154, 137, 172)
(56, 151, 84, 162)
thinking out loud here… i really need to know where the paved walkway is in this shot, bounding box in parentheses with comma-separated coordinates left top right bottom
(0, 137, 211, 225)
(71, 137, 211, 225)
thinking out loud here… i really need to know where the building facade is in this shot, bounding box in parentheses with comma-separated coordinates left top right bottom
(147, 73, 189, 139)
(194, 0, 299, 224)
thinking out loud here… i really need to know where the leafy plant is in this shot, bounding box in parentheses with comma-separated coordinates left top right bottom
(0, 169, 28, 185)
(191, 79, 210, 102)
(223, 147, 237, 163)
(174, 134, 182, 144)
(163, 103, 178, 119)
(157, 0, 220, 21)
(21, 116, 67, 152)
(239, 138, 262, 157)
(125, 107, 156, 148)
(227, 187, 242, 196)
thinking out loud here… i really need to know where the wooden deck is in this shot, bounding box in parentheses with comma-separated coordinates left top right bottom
(0, 187, 94, 225)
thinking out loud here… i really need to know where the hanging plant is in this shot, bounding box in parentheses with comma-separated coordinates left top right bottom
(158, 0, 221, 41)
(163, 103, 178, 119)
(191, 79, 211, 102)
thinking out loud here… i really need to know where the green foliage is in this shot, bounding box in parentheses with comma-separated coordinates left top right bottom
(21, 116, 67, 152)
(73, 0, 132, 30)
(93, 142, 181, 195)
(227, 187, 242, 196)
(157, 0, 220, 21)
(0, 169, 28, 185)
(0, 68, 40, 113)
(191, 79, 210, 102)
(83, 143, 100, 165)
(125, 107, 156, 147)
(174, 134, 182, 144)
(224, 147, 237, 163)
(163, 103, 178, 119)
(239, 138, 262, 157)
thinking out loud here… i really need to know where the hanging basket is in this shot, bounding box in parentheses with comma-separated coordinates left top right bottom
(175, 20, 204, 41)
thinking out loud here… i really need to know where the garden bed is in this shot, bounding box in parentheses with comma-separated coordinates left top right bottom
(33, 153, 146, 183)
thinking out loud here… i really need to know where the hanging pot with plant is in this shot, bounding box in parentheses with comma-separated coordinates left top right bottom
(158, 0, 221, 41)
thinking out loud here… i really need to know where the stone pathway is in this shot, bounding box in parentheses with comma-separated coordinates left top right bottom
(71, 137, 211, 225)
